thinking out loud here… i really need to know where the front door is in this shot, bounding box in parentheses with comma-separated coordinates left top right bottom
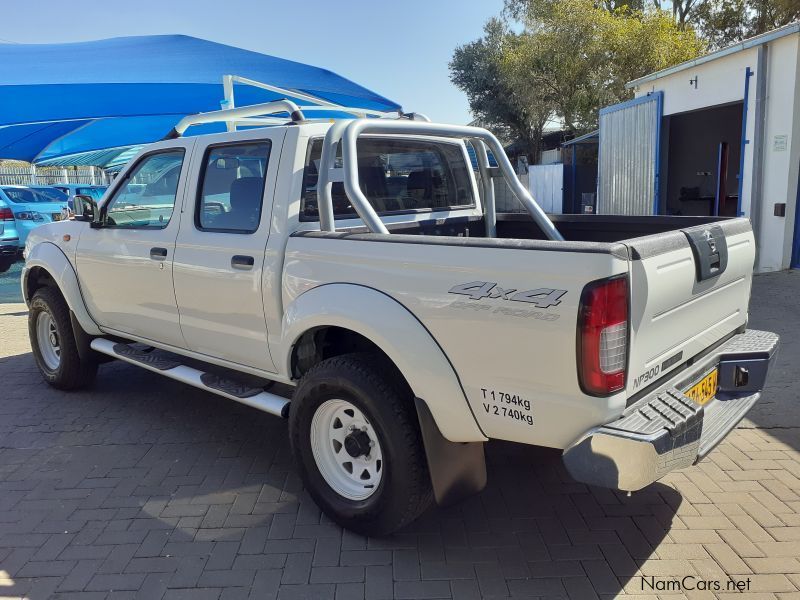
(76, 142, 194, 347)
(172, 130, 285, 372)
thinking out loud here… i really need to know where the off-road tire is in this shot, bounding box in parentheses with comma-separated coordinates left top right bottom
(289, 352, 433, 536)
(29, 287, 98, 390)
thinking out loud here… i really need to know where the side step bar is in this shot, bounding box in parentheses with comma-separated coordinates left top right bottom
(90, 338, 290, 418)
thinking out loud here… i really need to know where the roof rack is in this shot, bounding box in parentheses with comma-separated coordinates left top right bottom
(163, 75, 429, 139)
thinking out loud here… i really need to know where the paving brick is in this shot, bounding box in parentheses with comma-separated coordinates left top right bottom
(17, 559, 76, 577)
(1, 274, 800, 600)
(313, 536, 341, 567)
(340, 550, 392, 566)
(163, 589, 222, 600)
(197, 569, 256, 588)
(394, 580, 452, 599)
(277, 583, 336, 600)
(280, 552, 312, 585)
(86, 573, 148, 591)
(394, 549, 421, 581)
(705, 543, 753, 574)
(744, 557, 800, 574)
(365, 565, 393, 600)
(310, 566, 364, 584)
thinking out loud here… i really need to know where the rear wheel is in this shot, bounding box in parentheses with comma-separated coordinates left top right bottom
(289, 353, 432, 536)
(0, 257, 13, 273)
(28, 287, 97, 390)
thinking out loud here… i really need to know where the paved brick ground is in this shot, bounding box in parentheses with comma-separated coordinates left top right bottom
(0, 269, 799, 600)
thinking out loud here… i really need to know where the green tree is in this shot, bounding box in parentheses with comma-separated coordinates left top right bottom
(694, 0, 799, 48)
(450, 18, 556, 163)
(451, 0, 704, 158)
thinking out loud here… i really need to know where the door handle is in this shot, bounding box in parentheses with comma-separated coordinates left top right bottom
(150, 247, 168, 260)
(231, 255, 255, 270)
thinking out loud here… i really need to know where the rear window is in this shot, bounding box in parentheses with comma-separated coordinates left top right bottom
(2, 188, 51, 204)
(76, 187, 106, 200)
(33, 188, 68, 202)
(301, 137, 475, 221)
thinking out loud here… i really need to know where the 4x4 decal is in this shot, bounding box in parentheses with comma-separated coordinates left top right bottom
(449, 281, 566, 309)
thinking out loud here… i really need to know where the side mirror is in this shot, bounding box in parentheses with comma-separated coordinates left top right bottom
(73, 194, 101, 226)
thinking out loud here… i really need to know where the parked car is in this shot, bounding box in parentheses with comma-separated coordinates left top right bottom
(29, 185, 70, 205)
(52, 184, 107, 211)
(0, 197, 19, 273)
(22, 105, 779, 535)
(0, 185, 68, 250)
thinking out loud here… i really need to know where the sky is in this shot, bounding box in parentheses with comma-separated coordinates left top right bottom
(1, 0, 504, 124)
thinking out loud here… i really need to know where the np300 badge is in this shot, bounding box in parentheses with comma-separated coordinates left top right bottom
(449, 281, 566, 309)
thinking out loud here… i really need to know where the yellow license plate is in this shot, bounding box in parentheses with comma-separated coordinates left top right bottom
(685, 369, 718, 405)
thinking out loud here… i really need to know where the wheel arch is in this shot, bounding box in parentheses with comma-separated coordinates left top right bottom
(23, 242, 102, 336)
(280, 283, 486, 443)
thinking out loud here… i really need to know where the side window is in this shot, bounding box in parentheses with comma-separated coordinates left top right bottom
(300, 138, 475, 221)
(197, 141, 271, 234)
(105, 150, 185, 229)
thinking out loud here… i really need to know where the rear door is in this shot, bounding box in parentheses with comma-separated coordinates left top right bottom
(625, 219, 755, 398)
(172, 130, 285, 372)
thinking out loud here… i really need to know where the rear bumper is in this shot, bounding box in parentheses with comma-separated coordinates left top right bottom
(563, 329, 779, 491)
(1, 242, 18, 257)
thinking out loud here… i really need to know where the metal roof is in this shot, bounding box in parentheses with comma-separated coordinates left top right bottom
(35, 146, 141, 168)
(626, 21, 800, 89)
(561, 130, 599, 146)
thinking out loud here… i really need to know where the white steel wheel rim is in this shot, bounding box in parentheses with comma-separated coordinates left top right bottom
(36, 310, 61, 370)
(310, 399, 384, 501)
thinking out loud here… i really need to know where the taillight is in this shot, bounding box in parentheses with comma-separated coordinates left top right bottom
(578, 275, 629, 396)
(0, 207, 13, 220)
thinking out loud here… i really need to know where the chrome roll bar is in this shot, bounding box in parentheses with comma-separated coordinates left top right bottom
(472, 140, 497, 238)
(318, 119, 563, 241)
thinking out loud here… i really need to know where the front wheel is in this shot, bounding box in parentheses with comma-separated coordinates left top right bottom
(28, 287, 97, 390)
(289, 353, 432, 536)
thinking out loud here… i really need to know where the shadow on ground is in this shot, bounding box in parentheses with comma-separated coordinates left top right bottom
(740, 271, 800, 452)
(3, 269, 797, 598)
(0, 350, 676, 599)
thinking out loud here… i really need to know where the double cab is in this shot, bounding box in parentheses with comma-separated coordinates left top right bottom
(22, 102, 779, 534)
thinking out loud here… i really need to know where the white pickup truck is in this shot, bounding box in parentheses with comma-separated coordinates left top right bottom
(22, 101, 779, 535)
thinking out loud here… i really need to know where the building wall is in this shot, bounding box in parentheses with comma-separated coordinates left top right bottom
(767, 35, 800, 271)
(631, 33, 800, 272)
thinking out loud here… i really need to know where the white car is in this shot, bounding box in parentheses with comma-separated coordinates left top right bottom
(22, 102, 779, 535)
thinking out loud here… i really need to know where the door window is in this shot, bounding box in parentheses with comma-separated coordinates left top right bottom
(196, 141, 272, 234)
(104, 150, 185, 229)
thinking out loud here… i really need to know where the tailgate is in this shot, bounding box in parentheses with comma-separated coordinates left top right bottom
(625, 218, 754, 398)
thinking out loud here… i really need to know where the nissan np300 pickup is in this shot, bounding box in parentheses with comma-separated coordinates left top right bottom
(22, 101, 779, 534)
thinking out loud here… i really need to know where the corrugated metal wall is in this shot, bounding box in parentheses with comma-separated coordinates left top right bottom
(528, 164, 564, 214)
(597, 93, 662, 215)
(539, 149, 562, 165)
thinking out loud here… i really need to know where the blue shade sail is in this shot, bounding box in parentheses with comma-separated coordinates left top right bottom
(0, 35, 401, 165)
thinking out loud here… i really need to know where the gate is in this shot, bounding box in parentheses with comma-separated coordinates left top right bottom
(528, 164, 563, 214)
(597, 92, 663, 215)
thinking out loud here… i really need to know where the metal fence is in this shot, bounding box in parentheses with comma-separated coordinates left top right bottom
(494, 172, 530, 213)
(0, 165, 111, 187)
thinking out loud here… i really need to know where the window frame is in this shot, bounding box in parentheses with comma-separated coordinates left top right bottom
(298, 136, 478, 223)
(194, 139, 273, 235)
(102, 148, 187, 230)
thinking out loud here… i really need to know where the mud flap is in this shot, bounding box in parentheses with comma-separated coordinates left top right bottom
(414, 398, 487, 506)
